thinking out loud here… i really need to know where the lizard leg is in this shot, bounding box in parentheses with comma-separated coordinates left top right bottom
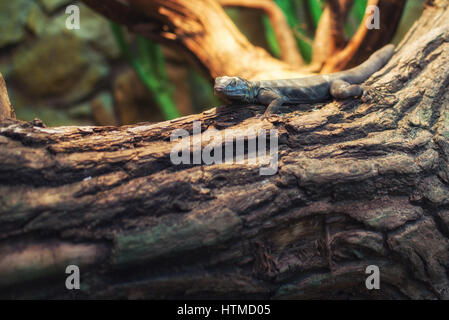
(262, 98, 285, 119)
(257, 89, 285, 119)
(330, 79, 363, 99)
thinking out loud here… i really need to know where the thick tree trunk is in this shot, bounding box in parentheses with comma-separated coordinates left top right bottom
(1, 1, 449, 299)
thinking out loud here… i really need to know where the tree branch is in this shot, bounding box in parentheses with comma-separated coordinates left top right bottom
(82, 0, 149, 26)
(81, 0, 407, 78)
(82, 0, 309, 80)
(311, 0, 354, 71)
(321, 0, 406, 73)
(218, 0, 304, 66)
(0, 73, 14, 120)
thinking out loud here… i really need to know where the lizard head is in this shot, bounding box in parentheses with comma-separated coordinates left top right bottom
(214, 76, 254, 103)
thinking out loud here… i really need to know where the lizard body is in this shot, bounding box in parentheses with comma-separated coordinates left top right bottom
(214, 44, 395, 118)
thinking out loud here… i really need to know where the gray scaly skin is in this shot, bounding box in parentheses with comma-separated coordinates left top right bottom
(214, 44, 395, 119)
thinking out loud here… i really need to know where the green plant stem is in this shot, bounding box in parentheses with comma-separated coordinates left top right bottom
(354, 0, 368, 23)
(262, 17, 281, 58)
(307, 0, 323, 27)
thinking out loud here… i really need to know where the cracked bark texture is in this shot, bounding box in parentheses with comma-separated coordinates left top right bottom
(1, 1, 449, 299)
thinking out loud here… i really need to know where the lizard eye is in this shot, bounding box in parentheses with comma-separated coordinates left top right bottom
(230, 79, 236, 86)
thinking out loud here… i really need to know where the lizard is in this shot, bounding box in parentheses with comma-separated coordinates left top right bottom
(213, 44, 395, 119)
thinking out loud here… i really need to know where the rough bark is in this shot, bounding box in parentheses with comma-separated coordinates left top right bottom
(1, 1, 449, 300)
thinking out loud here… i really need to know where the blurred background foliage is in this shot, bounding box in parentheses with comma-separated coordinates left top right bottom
(0, 0, 425, 126)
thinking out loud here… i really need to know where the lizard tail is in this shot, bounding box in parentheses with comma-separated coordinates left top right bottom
(332, 44, 395, 84)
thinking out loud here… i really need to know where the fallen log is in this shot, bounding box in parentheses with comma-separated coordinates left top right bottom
(0, 0, 449, 299)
